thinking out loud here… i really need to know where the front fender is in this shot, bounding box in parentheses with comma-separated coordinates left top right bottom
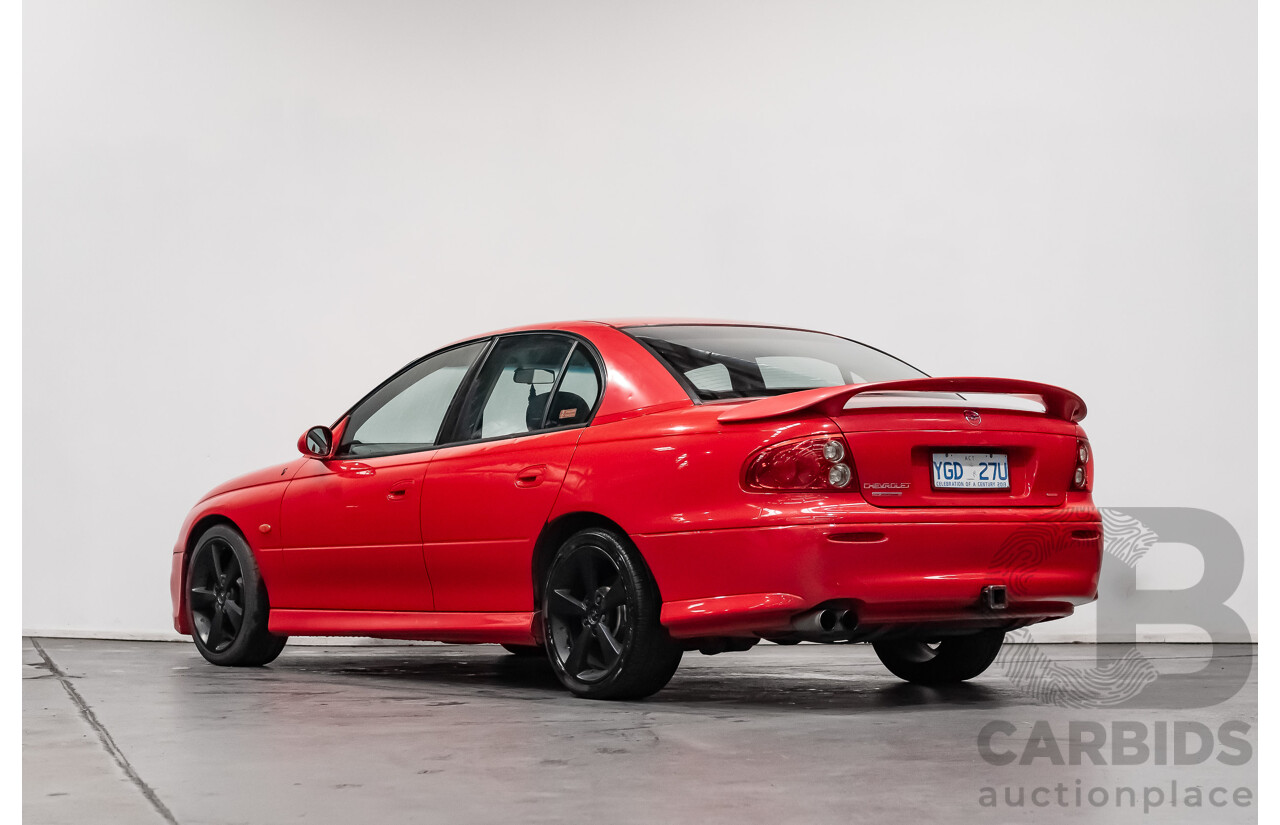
(170, 461, 304, 633)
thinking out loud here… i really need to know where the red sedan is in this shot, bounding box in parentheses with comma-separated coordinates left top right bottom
(171, 320, 1101, 699)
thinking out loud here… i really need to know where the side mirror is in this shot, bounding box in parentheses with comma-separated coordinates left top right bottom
(297, 425, 334, 459)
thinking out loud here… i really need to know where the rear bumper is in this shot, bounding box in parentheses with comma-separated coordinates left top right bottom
(638, 518, 1102, 639)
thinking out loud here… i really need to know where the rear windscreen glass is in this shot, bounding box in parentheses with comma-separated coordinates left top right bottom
(625, 325, 928, 401)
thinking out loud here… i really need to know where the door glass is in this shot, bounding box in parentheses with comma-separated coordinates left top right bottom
(547, 346, 601, 426)
(340, 341, 485, 457)
(453, 334, 584, 441)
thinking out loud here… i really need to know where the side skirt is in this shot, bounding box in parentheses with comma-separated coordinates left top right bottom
(268, 609, 538, 645)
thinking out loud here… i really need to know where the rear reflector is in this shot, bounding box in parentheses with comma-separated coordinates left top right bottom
(829, 531, 887, 543)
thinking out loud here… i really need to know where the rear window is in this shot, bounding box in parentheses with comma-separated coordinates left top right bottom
(625, 324, 928, 401)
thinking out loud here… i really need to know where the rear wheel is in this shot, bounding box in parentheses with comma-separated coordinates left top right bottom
(187, 525, 287, 667)
(542, 528, 682, 700)
(873, 630, 1004, 685)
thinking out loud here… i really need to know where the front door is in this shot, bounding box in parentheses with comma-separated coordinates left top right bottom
(276, 340, 487, 610)
(422, 335, 603, 612)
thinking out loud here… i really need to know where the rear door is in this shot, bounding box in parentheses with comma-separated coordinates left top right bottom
(421, 334, 603, 612)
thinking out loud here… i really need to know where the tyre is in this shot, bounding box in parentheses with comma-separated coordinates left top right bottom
(873, 630, 1005, 685)
(541, 527, 682, 700)
(186, 524, 288, 667)
(501, 643, 544, 658)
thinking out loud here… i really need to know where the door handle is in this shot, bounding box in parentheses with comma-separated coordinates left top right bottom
(387, 479, 415, 500)
(515, 465, 547, 488)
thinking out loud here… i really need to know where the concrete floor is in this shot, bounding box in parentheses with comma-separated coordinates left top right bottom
(24, 638, 1257, 825)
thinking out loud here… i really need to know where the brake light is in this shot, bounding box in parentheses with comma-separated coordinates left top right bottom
(744, 436, 856, 491)
(1073, 438, 1092, 491)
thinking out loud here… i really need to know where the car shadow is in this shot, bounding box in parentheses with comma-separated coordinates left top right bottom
(259, 646, 1026, 713)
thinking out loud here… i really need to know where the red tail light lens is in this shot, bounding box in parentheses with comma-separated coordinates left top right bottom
(745, 436, 856, 491)
(1073, 438, 1092, 491)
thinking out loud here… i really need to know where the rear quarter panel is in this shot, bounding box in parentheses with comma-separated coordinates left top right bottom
(551, 408, 845, 535)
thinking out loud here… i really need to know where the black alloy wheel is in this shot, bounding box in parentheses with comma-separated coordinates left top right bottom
(190, 536, 244, 654)
(187, 524, 287, 666)
(542, 528, 681, 699)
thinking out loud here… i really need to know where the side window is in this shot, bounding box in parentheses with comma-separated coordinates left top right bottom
(452, 335, 600, 442)
(340, 341, 485, 457)
(548, 346, 602, 426)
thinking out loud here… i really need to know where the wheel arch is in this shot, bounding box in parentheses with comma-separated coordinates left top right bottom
(532, 512, 653, 605)
(178, 514, 254, 631)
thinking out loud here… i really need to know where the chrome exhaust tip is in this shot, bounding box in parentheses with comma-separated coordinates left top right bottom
(792, 607, 859, 634)
(792, 608, 839, 633)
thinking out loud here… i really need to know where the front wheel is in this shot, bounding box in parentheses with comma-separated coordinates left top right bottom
(186, 525, 287, 667)
(542, 528, 682, 700)
(873, 630, 1005, 685)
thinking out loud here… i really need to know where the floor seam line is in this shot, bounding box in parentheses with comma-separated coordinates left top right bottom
(29, 637, 181, 825)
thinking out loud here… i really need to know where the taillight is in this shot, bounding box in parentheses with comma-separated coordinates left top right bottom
(744, 436, 856, 491)
(1073, 439, 1092, 491)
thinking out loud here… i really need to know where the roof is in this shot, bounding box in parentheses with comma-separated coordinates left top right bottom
(460, 317, 817, 339)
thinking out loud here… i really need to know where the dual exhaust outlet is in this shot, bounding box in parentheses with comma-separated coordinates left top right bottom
(792, 607, 858, 635)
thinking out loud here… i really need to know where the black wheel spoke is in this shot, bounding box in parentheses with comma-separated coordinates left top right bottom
(593, 623, 622, 660)
(190, 586, 216, 605)
(601, 584, 626, 611)
(224, 600, 244, 632)
(565, 626, 593, 675)
(206, 606, 226, 650)
(210, 545, 224, 580)
(550, 589, 587, 617)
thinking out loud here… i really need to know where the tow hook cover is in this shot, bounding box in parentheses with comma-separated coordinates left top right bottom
(982, 585, 1008, 610)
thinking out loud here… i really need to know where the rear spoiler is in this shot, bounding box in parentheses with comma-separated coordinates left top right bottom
(717, 377, 1087, 423)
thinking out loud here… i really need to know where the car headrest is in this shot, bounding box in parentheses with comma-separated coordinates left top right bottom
(526, 391, 590, 431)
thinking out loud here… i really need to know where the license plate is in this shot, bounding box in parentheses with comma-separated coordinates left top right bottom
(931, 452, 1009, 489)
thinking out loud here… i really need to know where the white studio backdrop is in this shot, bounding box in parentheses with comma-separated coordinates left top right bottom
(23, 1, 1256, 642)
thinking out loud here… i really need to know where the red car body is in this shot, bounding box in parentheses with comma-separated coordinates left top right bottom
(171, 320, 1101, 652)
